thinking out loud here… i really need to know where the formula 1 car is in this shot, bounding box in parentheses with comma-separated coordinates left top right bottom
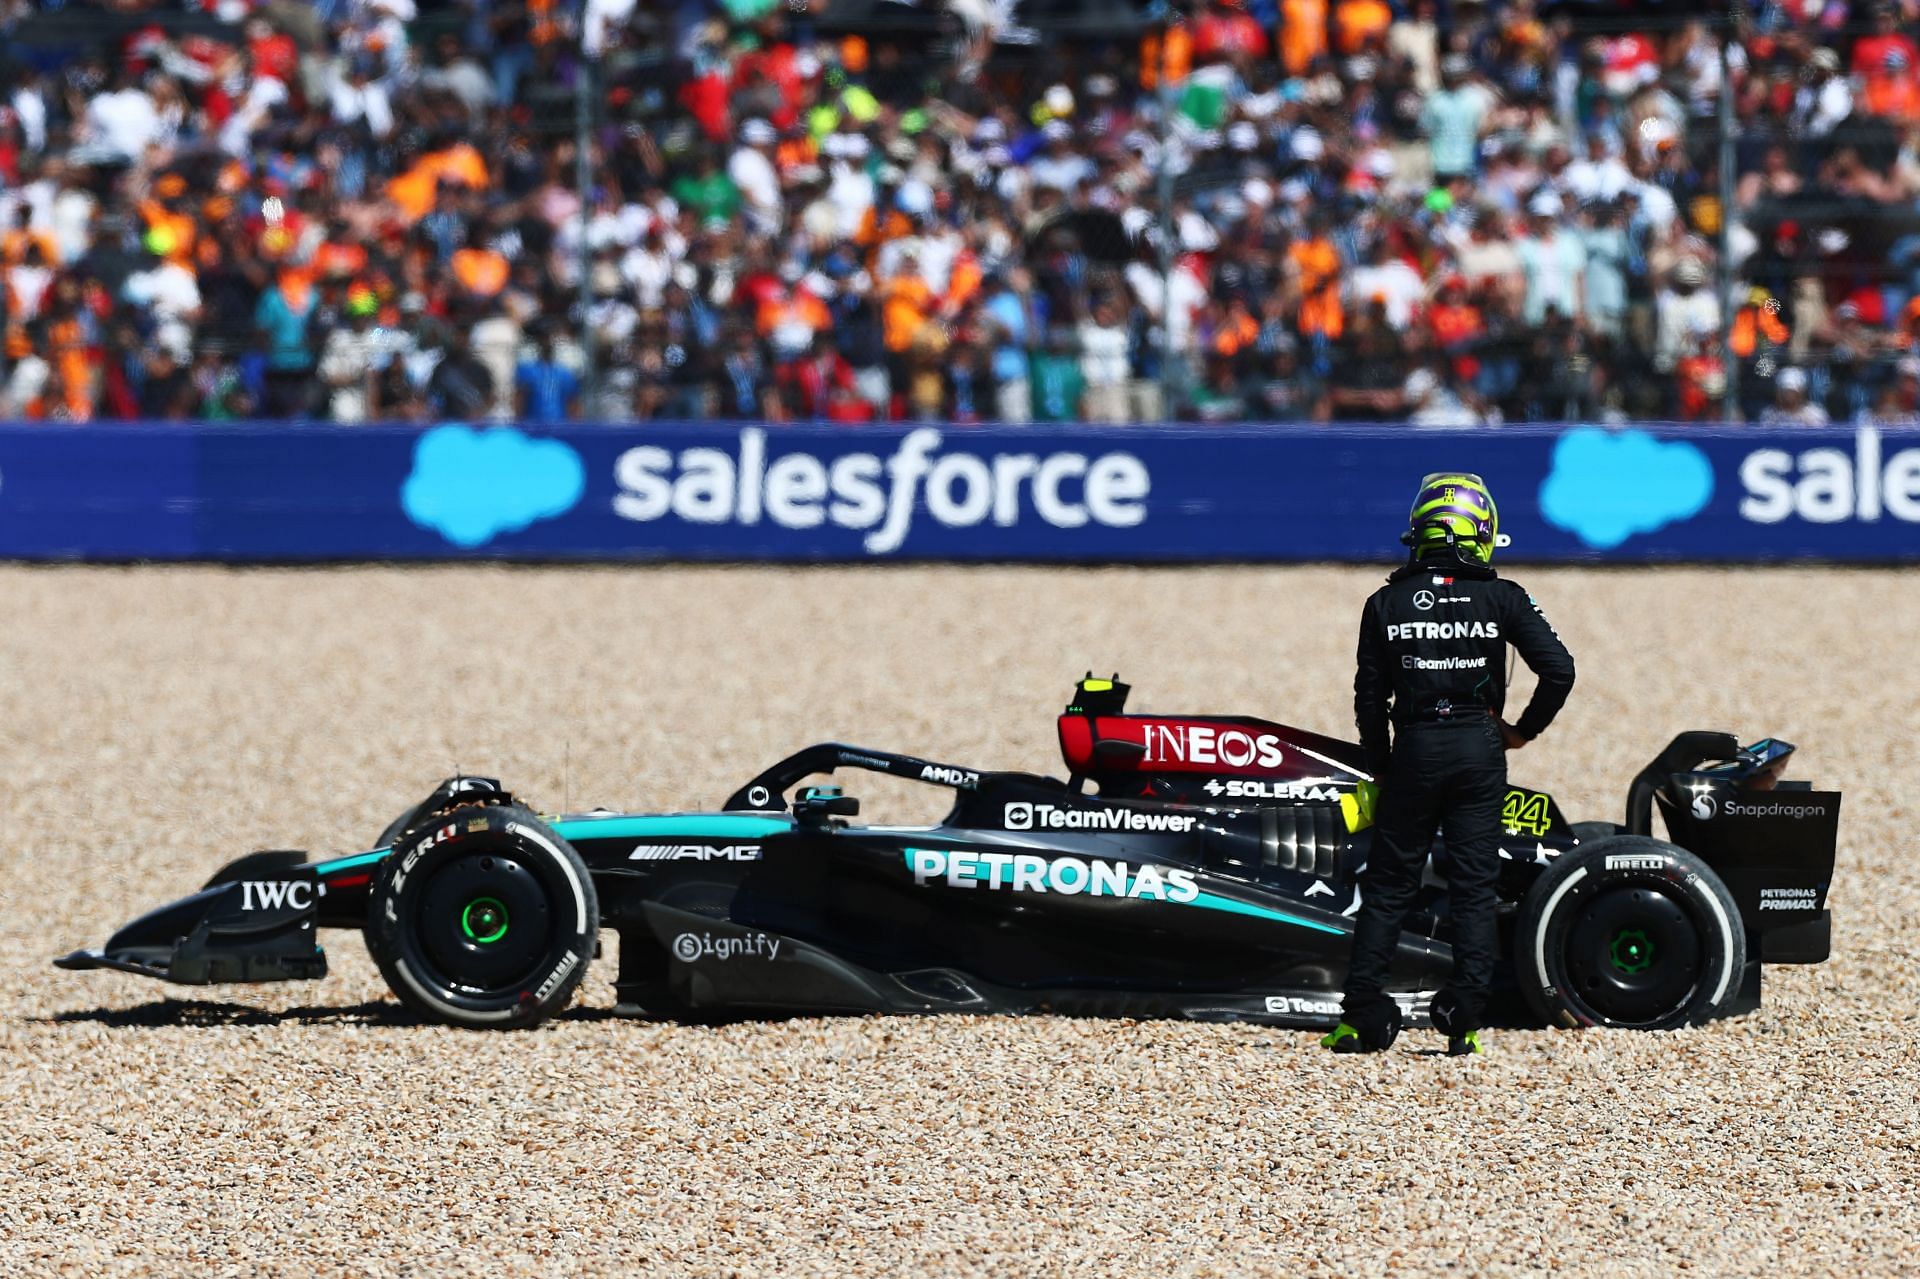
(58, 677, 1840, 1033)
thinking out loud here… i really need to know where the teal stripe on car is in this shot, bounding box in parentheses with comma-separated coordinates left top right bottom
(554, 815, 793, 842)
(315, 848, 390, 875)
(1187, 891, 1345, 935)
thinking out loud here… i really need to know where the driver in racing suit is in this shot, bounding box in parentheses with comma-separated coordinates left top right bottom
(1324, 473, 1576, 1057)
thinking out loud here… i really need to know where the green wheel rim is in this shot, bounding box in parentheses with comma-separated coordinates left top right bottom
(1609, 928, 1655, 974)
(461, 896, 511, 945)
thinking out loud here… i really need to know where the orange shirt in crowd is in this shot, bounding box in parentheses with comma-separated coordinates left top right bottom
(1332, 0, 1392, 55)
(946, 250, 983, 312)
(387, 145, 492, 223)
(1140, 23, 1194, 88)
(49, 314, 92, 420)
(1428, 300, 1485, 347)
(527, 0, 564, 46)
(881, 273, 933, 352)
(1730, 301, 1790, 357)
(1210, 302, 1259, 356)
(1, 225, 59, 266)
(1279, 0, 1328, 75)
(756, 288, 831, 338)
(277, 267, 315, 313)
(1853, 30, 1920, 120)
(1675, 351, 1722, 419)
(1289, 236, 1345, 339)
(139, 199, 198, 267)
(451, 246, 510, 297)
(314, 238, 369, 280)
(854, 205, 913, 268)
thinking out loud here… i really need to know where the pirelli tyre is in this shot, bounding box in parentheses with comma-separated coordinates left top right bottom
(366, 805, 597, 1030)
(1514, 835, 1746, 1030)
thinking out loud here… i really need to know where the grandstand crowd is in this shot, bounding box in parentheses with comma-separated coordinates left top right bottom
(2, 0, 1919, 425)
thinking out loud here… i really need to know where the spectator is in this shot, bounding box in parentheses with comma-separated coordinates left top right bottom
(428, 331, 499, 421)
(1420, 56, 1492, 183)
(1654, 257, 1720, 375)
(1760, 367, 1830, 425)
(1516, 191, 1586, 327)
(318, 289, 381, 423)
(1350, 239, 1425, 332)
(515, 328, 582, 422)
(0, 0, 1908, 425)
(1793, 49, 1852, 140)
(254, 269, 316, 417)
(1080, 298, 1132, 424)
(1031, 327, 1086, 423)
(983, 268, 1038, 424)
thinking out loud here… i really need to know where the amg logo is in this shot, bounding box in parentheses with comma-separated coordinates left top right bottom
(1604, 855, 1667, 871)
(240, 880, 314, 911)
(629, 844, 762, 862)
(1142, 725, 1284, 769)
(1004, 802, 1198, 833)
(919, 764, 981, 788)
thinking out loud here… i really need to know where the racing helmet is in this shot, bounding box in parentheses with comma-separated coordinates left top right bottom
(1401, 472, 1510, 562)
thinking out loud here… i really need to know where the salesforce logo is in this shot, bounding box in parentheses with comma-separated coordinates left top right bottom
(1739, 427, 1920, 525)
(1539, 427, 1715, 549)
(613, 427, 1149, 553)
(402, 425, 586, 548)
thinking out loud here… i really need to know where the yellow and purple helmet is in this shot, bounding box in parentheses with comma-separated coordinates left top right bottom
(1401, 472, 1506, 562)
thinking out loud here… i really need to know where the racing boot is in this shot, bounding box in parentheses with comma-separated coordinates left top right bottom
(1431, 988, 1483, 1057)
(1321, 999, 1401, 1053)
(1320, 1023, 1366, 1053)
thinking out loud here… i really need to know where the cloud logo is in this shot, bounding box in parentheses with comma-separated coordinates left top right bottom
(1539, 428, 1714, 549)
(402, 425, 585, 548)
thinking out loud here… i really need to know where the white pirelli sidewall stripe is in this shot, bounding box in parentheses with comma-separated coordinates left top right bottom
(509, 821, 591, 934)
(392, 958, 517, 1022)
(1697, 873, 1738, 1005)
(1534, 866, 1589, 988)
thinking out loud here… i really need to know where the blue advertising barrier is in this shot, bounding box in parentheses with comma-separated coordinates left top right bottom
(0, 421, 1916, 561)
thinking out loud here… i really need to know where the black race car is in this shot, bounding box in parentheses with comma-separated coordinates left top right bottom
(58, 677, 1839, 1033)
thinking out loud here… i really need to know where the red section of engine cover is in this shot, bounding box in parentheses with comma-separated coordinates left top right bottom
(1058, 715, 1360, 780)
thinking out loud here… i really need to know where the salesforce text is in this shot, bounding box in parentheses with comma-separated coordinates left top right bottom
(612, 427, 1150, 553)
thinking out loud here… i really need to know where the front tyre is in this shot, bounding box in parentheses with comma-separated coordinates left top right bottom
(366, 804, 597, 1029)
(1514, 835, 1745, 1030)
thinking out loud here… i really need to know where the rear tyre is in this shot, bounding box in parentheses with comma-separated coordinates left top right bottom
(365, 804, 597, 1029)
(1514, 835, 1745, 1030)
(1570, 821, 1627, 842)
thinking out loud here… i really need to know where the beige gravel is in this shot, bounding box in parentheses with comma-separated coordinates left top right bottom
(0, 564, 1915, 1278)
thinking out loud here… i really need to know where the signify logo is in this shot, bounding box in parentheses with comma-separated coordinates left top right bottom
(612, 428, 1150, 553)
(1739, 427, 1920, 525)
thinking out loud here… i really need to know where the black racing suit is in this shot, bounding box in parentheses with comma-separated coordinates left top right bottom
(1344, 556, 1576, 1038)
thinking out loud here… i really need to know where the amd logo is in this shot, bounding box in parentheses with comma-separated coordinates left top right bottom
(919, 764, 980, 788)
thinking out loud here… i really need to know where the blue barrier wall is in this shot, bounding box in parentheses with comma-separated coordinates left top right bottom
(1, 422, 1916, 561)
